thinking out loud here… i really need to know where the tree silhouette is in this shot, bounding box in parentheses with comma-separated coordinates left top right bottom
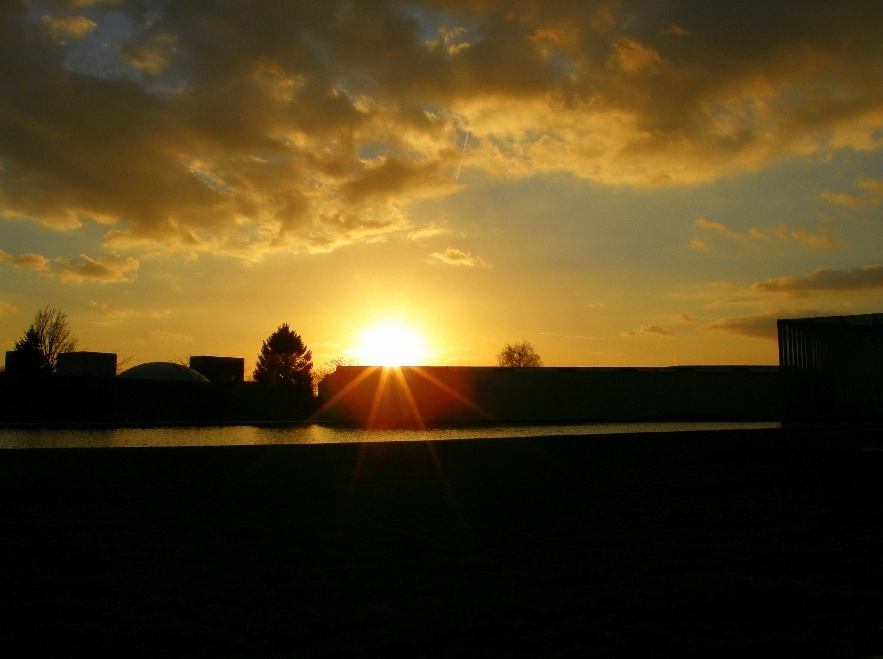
(253, 324, 313, 391)
(11, 306, 77, 373)
(11, 327, 52, 374)
(497, 340, 543, 367)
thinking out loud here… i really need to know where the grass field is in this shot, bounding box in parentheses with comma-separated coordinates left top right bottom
(1, 427, 882, 657)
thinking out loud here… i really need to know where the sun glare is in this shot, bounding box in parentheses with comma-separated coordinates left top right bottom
(357, 320, 428, 366)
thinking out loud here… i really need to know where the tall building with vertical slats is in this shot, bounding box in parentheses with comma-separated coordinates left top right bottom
(778, 314, 883, 420)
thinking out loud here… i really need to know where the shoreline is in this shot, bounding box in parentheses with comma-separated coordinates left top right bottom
(0, 420, 785, 450)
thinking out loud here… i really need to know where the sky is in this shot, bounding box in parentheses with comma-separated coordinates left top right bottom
(2, 0, 883, 370)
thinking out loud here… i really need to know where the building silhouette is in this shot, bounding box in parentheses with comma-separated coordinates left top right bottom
(56, 351, 117, 378)
(778, 313, 883, 420)
(189, 356, 245, 383)
(318, 365, 781, 427)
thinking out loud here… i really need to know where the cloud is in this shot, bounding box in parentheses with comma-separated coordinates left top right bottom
(676, 313, 697, 323)
(1, 250, 139, 283)
(8, 252, 53, 272)
(57, 254, 140, 283)
(821, 191, 872, 208)
(149, 330, 193, 342)
(87, 301, 170, 323)
(751, 264, 883, 296)
(41, 15, 96, 41)
(608, 37, 664, 75)
(822, 177, 883, 208)
(859, 177, 883, 194)
(408, 224, 447, 241)
(693, 218, 843, 249)
(118, 33, 177, 75)
(622, 324, 676, 337)
(0, 301, 17, 317)
(788, 228, 844, 249)
(706, 309, 829, 340)
(689, 238, 712, 251)
(1, 0, 883, 260)
(695, 217, 739, 239)
(427, 247, 489, 267)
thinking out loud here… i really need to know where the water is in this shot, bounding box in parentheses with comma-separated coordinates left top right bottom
(0, 421, 781, 449)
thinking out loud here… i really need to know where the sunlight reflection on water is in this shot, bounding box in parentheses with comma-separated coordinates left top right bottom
(0, 421, 781, 449)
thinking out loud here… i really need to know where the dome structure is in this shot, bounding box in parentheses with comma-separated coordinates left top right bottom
(118, 362, 210, 382)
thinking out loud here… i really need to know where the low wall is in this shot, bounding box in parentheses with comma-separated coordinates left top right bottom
(318, 366, 782, 427)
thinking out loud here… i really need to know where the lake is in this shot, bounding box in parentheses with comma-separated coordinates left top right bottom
(0, 420, 781, 448)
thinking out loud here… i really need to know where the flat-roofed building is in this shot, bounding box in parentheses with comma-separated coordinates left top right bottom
(319, 365, 781, 427)
(778, 313, 883, 420)
(189, 356, 245, 383)
(56, 351, 117, 378)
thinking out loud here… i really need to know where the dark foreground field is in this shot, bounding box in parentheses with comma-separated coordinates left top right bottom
(2, 428, 883, 657)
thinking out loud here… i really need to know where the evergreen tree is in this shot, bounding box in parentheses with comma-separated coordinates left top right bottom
(11, 327, 52, 375)
(253, 324, 313, 391)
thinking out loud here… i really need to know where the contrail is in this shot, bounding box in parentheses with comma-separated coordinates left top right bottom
(455, 130, 469, 180)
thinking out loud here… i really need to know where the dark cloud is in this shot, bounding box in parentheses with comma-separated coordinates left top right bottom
(705, 313, 779, 340)
(706, 309, 830, 340)
(2, 1, 883, 256)
(752, 264, 883, 296)
(0, 249, 139, 282)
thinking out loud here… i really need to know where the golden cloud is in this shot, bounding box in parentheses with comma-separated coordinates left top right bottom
(693, 218, 844, 249)
(1, 1, 882, 258)
(427, 247, 489, 267)
(622, 324, 676, 337)
(822, 177, 883, 208)
(41, 15, 96, 41)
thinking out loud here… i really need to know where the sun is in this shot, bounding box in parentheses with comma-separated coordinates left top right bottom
(357, 320, 428, 366)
